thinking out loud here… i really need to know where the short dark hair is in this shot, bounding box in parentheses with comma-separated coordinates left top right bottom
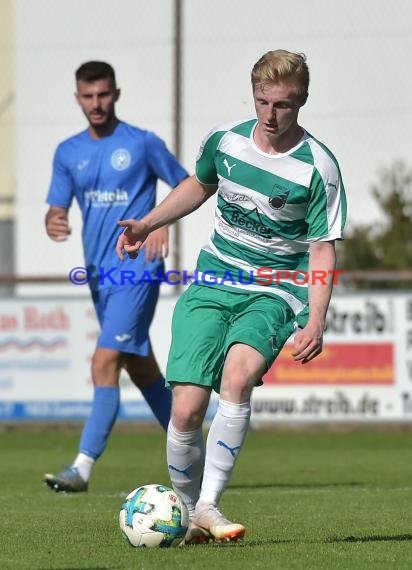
(75, 61, 116, 86)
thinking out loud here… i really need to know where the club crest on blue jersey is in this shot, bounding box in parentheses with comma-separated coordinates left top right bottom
(111, 148, 131, 171)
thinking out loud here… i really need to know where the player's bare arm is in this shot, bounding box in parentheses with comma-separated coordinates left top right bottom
(292, 240, 336, 363)
(45, 206, 71, 241)
(116, 175, 217, 260)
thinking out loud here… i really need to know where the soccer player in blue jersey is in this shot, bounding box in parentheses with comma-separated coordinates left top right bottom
(116, 50, 347, 543)
(43, 61, 188, 492)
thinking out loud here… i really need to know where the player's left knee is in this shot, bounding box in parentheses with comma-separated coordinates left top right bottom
(125, 358, 161, 388)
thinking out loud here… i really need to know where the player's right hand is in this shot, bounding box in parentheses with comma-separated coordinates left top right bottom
(116, 219, 150, 261)
(46, 214, 72, 241)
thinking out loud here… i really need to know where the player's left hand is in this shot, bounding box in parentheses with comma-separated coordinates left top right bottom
(291, 322, 324, 364)
(144, 226, 169, 262)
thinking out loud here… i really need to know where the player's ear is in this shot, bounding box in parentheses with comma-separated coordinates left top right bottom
(299, 91, 308, 107)
(114, 88, 121, 102)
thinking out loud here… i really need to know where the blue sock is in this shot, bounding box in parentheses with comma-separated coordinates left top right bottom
(79, 386, 120, 460)
(141, 377, 171, 431)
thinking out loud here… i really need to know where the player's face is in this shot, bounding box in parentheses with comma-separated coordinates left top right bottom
(253, 82, 306, 140)
(75, 78, 120, 128)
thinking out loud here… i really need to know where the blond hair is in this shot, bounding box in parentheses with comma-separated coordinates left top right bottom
(251, 50, 309, 99)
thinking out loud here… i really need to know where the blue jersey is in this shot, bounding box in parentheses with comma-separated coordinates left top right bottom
(47, 121, 188, 289)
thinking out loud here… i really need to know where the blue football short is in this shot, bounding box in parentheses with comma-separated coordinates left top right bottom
(91, 282, 159, 356)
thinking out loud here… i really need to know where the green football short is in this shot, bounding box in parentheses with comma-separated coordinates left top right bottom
(166, 284, 304, 393)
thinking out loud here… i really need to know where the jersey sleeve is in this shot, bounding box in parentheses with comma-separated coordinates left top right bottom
(306, 160, 347, 241)
(145, 132, 188, 188)
(195, 128, 226, 185)
(45, 143, 75, 208)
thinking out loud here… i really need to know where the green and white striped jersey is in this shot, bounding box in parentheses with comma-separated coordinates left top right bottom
(194, 118, 347, 314)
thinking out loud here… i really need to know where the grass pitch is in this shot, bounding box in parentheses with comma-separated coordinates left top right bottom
(1, 425, 412, 569)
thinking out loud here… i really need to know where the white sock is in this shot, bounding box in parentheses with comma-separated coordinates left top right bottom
(73, 453, 95, 482)
(167, 421, 205, 518)
(198, 398, 250, 507)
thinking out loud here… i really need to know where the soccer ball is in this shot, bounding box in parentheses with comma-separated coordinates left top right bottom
(119, 484, 189, 548)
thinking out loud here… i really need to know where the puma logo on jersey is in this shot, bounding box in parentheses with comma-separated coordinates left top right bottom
(327, 182, 338, 190)
(223, 158, 237, 176)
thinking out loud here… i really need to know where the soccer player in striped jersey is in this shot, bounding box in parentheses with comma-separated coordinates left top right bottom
(116, 49, 347, 543)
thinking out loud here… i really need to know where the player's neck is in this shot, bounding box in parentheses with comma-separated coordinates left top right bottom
(255, 124, 304, 155)
(88, 117, 119, 140)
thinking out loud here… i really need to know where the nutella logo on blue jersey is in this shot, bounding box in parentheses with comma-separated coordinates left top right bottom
(111, 149, 131, 171)
(84, 188, 129, 207)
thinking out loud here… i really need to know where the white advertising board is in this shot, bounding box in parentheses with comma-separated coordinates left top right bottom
(0, 297, 177, 421)
(0, 293, 411, 423)
(253, 293, 412, 423)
